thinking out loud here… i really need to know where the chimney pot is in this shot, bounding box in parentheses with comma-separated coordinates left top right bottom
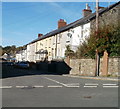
(38, 33, 43, 38)
(83, 4, 92, 17)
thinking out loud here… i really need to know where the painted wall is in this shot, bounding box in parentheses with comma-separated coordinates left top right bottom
(26, 42, 36, 62)
(26, 22, 91, 62)
(16, 49, 27, 62)
(59, 22, 90, 58)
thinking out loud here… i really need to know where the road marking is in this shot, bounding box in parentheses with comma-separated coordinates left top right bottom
(44, 77, 80, 88)
(84, 86, 97, 88)
(48, 86, 63, 88)
(16, 86, 28, 88)
(103, 86, 119, 88)
(66, 85, 80, 88)
(44, 77, 67, 87)
(103, 84, 117, 86)
(33, 85, 44, 88)
(85, 83, 98, 85)
(65, 83, 80, 85)
(0, 86, 12, 88)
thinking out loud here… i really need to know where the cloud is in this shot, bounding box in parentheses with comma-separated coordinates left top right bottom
(49, 2, 81, 19)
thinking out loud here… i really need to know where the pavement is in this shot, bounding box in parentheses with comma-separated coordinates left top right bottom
(63, 74, 120, 82)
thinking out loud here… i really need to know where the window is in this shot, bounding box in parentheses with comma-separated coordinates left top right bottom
(53, 36, 55, 45)
(66, 41, 70, 43)
(67, 33, 72, 38)
(46, 40, 47, 46)
(49, 39, 51, 47)
(58, 35, 60, 44)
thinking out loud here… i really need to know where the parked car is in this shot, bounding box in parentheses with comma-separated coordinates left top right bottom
(6, 62, 14, 66)
(14, 61, 30, 69)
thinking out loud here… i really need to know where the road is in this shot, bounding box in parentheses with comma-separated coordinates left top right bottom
(1, 66, 119, 107)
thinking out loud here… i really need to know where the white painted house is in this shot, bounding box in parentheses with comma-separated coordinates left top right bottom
(26, 42, 36, 62)
(16, 49, 27, 62)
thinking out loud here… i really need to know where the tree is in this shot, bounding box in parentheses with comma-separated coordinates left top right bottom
(76, 24, 120, 58)
(0, 46, 2, 56)
(65, 45, 74, 58)
(1, 45, 23, 57)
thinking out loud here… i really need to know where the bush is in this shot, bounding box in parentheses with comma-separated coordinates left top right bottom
(76, 24, 120, 58)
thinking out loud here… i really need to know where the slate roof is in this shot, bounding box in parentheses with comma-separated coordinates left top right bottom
(27, 1, 120, 45)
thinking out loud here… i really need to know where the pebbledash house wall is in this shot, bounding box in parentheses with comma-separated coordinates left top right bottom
(69, 57, 120, 76)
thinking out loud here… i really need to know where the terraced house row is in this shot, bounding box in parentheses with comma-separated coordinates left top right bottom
(16, 2, 120, 62)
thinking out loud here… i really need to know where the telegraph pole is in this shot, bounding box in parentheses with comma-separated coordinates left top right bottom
(95, 0, 99, 76)
(96, 0, 99, 32)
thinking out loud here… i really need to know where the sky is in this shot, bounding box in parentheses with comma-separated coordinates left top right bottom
(2, 1, 117, 47)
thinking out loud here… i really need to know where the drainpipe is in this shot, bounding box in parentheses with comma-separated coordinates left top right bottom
(55, 35, 57, 58)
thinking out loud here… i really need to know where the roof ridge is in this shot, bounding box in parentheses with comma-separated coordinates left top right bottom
(28, 1, 120, 45)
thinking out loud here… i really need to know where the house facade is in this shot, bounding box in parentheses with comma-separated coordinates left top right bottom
(16, 49, 27, 62)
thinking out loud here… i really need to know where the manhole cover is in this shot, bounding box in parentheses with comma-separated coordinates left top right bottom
(83, 96, 92, 99)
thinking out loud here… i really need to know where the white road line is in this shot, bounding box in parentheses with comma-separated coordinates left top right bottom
(44, 77, 67, 87)
(44, 77, 80, 88)
(16, 86, 28, 88)
(84, 86, 97, 88)
(48, 86, 63, 88)
(0, 86, 12, 88)
(44, 77, 81, 88)
(103, 84, 117, 86)
(33, 86, 44, 88)
(66, 86, 80, 88)
(65, 83, 80, 85)
(85, 83, 98, 85)
(103, 86, 119, 88)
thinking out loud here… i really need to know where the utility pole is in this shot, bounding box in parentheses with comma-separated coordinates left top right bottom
(96, 0, 99, 32)
(95, 0, 99, 76)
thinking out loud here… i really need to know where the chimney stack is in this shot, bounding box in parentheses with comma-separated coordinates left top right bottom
(98, 6, 104, 10)
(82, 3, 92, 17)
(38, 33, 43, 38)
(58, 19, 67, 29)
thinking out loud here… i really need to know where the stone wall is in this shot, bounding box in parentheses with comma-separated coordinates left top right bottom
(69, 57, 119, 77)
(108, 58, 120, 76)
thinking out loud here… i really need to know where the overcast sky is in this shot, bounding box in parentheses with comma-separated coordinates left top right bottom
(2, 1, 117, 47)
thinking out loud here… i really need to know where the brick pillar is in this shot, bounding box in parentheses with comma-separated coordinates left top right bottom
(102, 50, 109, 76)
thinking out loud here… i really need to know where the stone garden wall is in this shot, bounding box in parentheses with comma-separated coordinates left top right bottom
(69, 57, 119, 77)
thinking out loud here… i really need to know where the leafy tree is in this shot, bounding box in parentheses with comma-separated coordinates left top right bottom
(1, 45, 24, 57)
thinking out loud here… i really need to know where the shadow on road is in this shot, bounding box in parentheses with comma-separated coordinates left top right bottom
(2, 60, 71, 79)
